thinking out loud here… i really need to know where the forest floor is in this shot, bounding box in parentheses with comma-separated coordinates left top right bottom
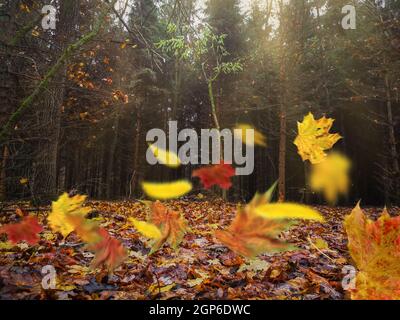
(0, 199, 392, 300)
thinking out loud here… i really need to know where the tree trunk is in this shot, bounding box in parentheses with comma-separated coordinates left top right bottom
(385, 74, 399, 199)
(0, 145, 9, 201)
(278, 109, 286, 202)
(130, 104, 142, 198)
(32, 0, 80, 202)
(106, 108, 121, 199)
(278, 1, 287, 202)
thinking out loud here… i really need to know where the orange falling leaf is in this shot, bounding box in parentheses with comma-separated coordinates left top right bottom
(215, 204, 294, 258)
(0, 216, 43, 245)
(66, 214, 102, 244)
(150, 201, 187, 253)
(344, 203, 400, 299)
(216, 183, 323, 258)
(130, 201, 188, 254)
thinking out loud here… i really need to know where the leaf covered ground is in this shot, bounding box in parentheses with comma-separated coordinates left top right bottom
(0, 199, 394, 300)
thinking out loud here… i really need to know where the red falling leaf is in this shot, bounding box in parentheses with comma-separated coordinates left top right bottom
(88, 228, 127, 272)
(192, 163, 235, 190)
(0, 216, 43, 245)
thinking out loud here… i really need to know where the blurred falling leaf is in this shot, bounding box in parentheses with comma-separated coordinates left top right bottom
(142, 180, 192, 200)
(255, 203, 324, 222)
(66, 214, 102, 244)
(148, 143, 181, 168)
(215, 185, 297, 258)
(128, 218, 162, 239)
(48, 193, 91, 237)
(88, 228, 127, 273)
(310, 152, 351, 204)
(234, 123, 267, 147)
(0, 216, 43, 245)
(192, 163, 235, 190)
(131, 201, 187, 253)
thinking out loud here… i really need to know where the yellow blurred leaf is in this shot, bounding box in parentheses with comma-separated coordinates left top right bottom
(255, 203, 324, 222)
(310, 152, 351, 204)
(129, 218, 162, 239)
(142, 180, 192, 200)
(149, 143, 181, 168)
(234, 123, 267, 147)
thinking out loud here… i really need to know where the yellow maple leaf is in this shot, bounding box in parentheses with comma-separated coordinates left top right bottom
(48, 193, 91, 237)
(148, 143, 181, 168)
(294, 113, 341, 164)
(310, 152, 351, 204)
(344, 203, 400, 299)
(142, 180, 192, 200)
(234, 124, 267, 147)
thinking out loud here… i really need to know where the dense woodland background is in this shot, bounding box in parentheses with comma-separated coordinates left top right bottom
(0, 0, 399, 205)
